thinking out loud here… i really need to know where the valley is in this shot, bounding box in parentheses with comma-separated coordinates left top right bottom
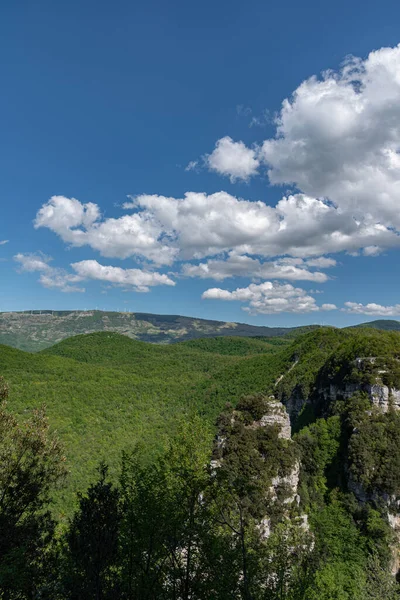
(2, 323, 400, 597)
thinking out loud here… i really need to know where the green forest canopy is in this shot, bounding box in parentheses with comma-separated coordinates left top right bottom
(2, 327, 400, 513)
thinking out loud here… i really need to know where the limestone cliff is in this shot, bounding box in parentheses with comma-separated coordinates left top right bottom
(278, 355, 400, 420)
(212, 396, 306, 539)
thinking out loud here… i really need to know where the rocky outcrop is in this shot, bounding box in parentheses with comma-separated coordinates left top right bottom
(275, 352, 400, 575)
(260, 400, 299, 503)
(257, 398, 292, 440)
(212, 398, 305, 539)
(388, 513, 400, 575)
(281, 357, 400, 420)
(365, 383, 400, 412)
(254, 399, 304, 538)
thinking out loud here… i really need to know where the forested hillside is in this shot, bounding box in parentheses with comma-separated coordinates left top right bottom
(351, 319, 400, 331)
(0, 310, 318, 351)
(2, 328, 400, 598)
(1, 333, 290, 508)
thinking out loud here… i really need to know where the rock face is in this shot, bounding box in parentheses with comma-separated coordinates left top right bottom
(285, 390, 307, 420)
(326, 358, 400, 575)
(282, 356, 400, 420)
(388, 514, 400, 575)
(251, 399, 304, 538)
(326, 380, 400, 413)
(366, 383, 400, 412)
(258, 400, 301, 509)
(212, 398, 304, 539)
(258, 398, 292, 440)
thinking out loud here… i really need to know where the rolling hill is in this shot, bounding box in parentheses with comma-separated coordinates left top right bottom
(0, 332, 290, 511)
(4, 327, 400, 594)
(350, 319, 400, 331)
(3, 325, 400, 514)
(0, 310, 320, 352)
(2, 310, 400, 353)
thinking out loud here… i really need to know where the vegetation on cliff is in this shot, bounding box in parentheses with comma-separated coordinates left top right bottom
(2, 327, 400, 597)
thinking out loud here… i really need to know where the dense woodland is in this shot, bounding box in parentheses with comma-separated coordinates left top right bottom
(2, 328, 400, 598)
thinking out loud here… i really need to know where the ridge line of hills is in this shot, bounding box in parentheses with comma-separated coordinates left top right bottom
(4, 326, 400, 593)
(1, 309, 399, 352)
(2, 325, 400, 513)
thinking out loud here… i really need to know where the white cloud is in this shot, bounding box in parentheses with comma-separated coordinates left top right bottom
(129, 192, 399, 260)
(321, 303, 337, 311)
(202, 281, 337, 314)
(260, 44, 400, 229)
(71, 260, 175, 293)
(192, 43, 400, 260)
(185, 160, 199, 172)
(182, 253, 329, 282)
(343, 302, 400, 316)
(14, 253, 85, 293)
(130, 191, 277, 258)
(14, 253, 175, 294)
(35, 195, 178, 265)
(35, 191, 400, 276)
(15, 253, 52, 272)
(31, 44, 400, 313)
(0, 240, 9, 245)
(363, 245, 382, 256)
(206, 136, 260, 182)
(305, 257, 337, 268)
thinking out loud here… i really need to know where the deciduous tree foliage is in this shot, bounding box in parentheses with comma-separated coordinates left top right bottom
(2, 325, 400, 598)
(63, 463, 121, 600)
(0, 376, 67, 599)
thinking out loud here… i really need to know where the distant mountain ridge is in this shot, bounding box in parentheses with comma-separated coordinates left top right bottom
(1, 310, 399, 352)
(351, 319, 400, 331)
(0, 310, 319, 352)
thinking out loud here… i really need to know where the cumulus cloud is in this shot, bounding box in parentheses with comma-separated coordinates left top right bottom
(205, 136, 260, 182)
(35, 191, 399, 278)
(14, 253, 85, 293)
(202, 281, 337, 314)
(32, 44, 400, 313)
(106, 192, 400, 259)
(196, 43, 400, 259)
(14, 253, 175, 294)
(363, 246, 382, 256)
(71, 260, 175, 293)
(260, 44, 400, 229)
(305, 257, 337, 268)
(182, 253, 330, 282)
(343, 302, 400, 316)
(35, 195, 178, 265)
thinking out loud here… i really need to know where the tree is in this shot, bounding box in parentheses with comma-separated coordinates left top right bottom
(364, 552, 399, 599)
(259, 521, 315, 600)
(209, 395, 302, 600)
(119, 417, 215, 600)
(119, 451, 170, 599)
(0, 376, 67, 598)
(65, 463, 121, 600)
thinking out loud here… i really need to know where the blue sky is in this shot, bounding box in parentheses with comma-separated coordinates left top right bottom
(2, 0, 400, 327)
